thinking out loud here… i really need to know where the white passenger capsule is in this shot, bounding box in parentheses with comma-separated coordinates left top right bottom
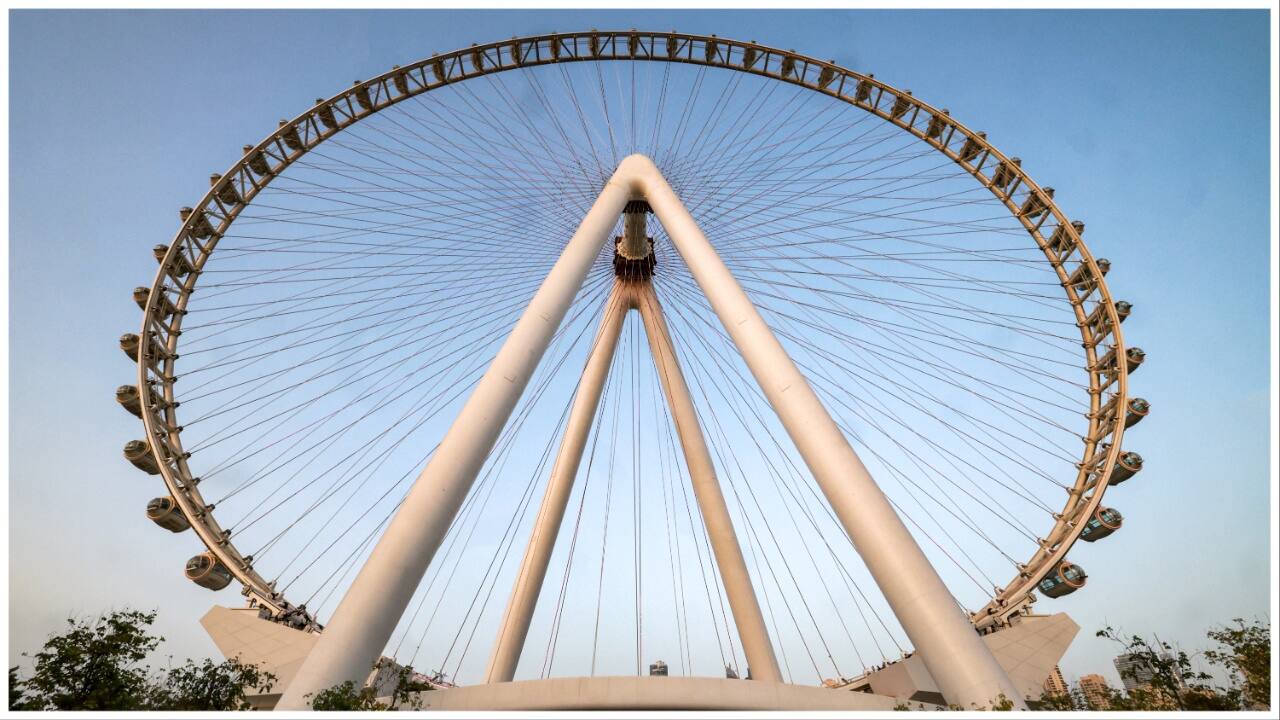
(147, 496, 191, 533)
(1038, 561, 1086, 598)
(185, 553, 233, 591)
(124, 439, 161, 475)
(1108, 451, 1143, 485)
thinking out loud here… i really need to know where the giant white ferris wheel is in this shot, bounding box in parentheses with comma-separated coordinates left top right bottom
(120, 30, 1147, 710)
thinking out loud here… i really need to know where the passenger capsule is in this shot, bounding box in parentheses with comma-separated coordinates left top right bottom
(431, 58, 447, 82)
(146, 496, 191, 533)
(818, 64, 836, 89)
(991, 157, 1021, 189)
(958, 132, 986, 162)
(120, 331, 166, 363)
(742, 45, 759, 69)
(153, 244, 195, 277)
(244, 145, 273, 176)
(278, 120, 304, 151)
(133, 287, 178, 317)
(890, 91, 912, 119)
(624, 34, 636, 57)
(588, 34, 601, 58)
(1124, 397, 1150, 428)
(124, 439, 162, 475)
(315, 99, 338, 130)
(1114, 300, 1132, 322)
(780, 55, 796, 78)
(1128, 346, 1146, 368)
(1078, 506, 1122, 542)
(925, 109, 949, 139)
(1108, 451, 1144, 485)
(209, 173, 241, 205)
(392, 67, 410, 95)
(665, 35, 679, 58)
(855, 76, 874, 103)
(1020, 187, 1054, 219)
(704, 36, 719, 62)
(1067, 258, 1109, 295)
(179, 207, 216, 239)
(115, 384, 162, 418)
(116, 384, 142, 416)
(1038, 561, 1086, 598)
(1048, 220, 1084, 256)
(120, 333, 140, 362)
(185, 553, 233, 591)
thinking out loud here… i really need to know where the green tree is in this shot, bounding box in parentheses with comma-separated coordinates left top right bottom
(309, 680, 389, 711)
(146, 657, 276, 710)
(9, 608, 274, 711)
(1204, 617, 1270, 710)
(309, 663, 433, 710)
(1097, 626, 1242, 711)
(15, 609, 161, 710)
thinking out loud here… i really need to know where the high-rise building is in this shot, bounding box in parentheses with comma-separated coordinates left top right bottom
(1114, 652, 1186, 694)
(1077, 674, 1113, 710)
(1043, 665, 1069, 697)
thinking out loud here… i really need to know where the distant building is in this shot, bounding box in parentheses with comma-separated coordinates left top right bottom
(1077, 674, 1113, 710)
(1043, 665, 1069, 697)
(1114, 652, 1186, 694)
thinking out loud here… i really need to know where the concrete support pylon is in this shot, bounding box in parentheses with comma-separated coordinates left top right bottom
(485, 280, 782, 684)
(630, 281, 782, 683)
(483, 285, 629, 684)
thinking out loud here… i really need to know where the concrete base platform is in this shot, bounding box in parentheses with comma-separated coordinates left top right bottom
(399, 676, 926, 711)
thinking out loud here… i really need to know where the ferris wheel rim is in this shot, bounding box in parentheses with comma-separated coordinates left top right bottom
(131, 28, 1135, 636)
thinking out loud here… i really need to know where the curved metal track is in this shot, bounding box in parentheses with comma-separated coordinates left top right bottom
(129, 29, 1141, 635)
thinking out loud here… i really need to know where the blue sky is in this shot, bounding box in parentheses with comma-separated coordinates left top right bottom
(7, 8, 1273, 692)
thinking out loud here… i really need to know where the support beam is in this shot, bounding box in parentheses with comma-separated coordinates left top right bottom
(627, 155, 1026, 709)
(631, 281, 782, 683)
(274, 167, 634, 710)
(484, 285, 629, 683)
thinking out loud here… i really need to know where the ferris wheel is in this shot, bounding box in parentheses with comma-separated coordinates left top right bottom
(120, 30, 1147, 708)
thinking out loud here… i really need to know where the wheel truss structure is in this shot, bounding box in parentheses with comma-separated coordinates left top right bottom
(125, 28, 1144, 697)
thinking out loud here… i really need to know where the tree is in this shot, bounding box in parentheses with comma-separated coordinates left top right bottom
(309, 664, 433, 710)
(8, 608, 273, 711)
(1097, 626, 1242, 711)
(1204, 617, 1270, 710)
(15, 609, 161, 710)
(309, 680, 389, 711)
(146, 657, 276, 710)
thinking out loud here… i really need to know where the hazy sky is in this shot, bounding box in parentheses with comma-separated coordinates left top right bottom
(7, 8, 1273, 692)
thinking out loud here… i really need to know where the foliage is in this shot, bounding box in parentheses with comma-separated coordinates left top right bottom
(8, 608, 273, 711)
(13, 609, 161, 710)
(147, 657, 276, 710)
(1096, 625, 1244, 711)
(309, 664, 433, 711)
(309, 680, 390, 711)
(1034, 688, 1079, 710)
(1204, 617, 1270, 710)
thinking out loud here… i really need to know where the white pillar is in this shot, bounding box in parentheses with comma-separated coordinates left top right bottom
(274, 166, 633, 710)
(631, 281, 783, 683)
(627, 155, 1025, 709)
(484, 284, 629, 684)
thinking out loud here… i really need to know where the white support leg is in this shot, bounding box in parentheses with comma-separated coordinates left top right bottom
(484, 285, 629, 684)
(631, 281, 783, 683)
(626, 155, 1026, 709)
(274, 167, 634, 710)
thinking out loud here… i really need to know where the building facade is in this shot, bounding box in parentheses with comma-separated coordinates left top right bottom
(1077, 674, 1113, 710)
(1113, 652, 1186, 694)
(1043, 665, 1069, 698)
